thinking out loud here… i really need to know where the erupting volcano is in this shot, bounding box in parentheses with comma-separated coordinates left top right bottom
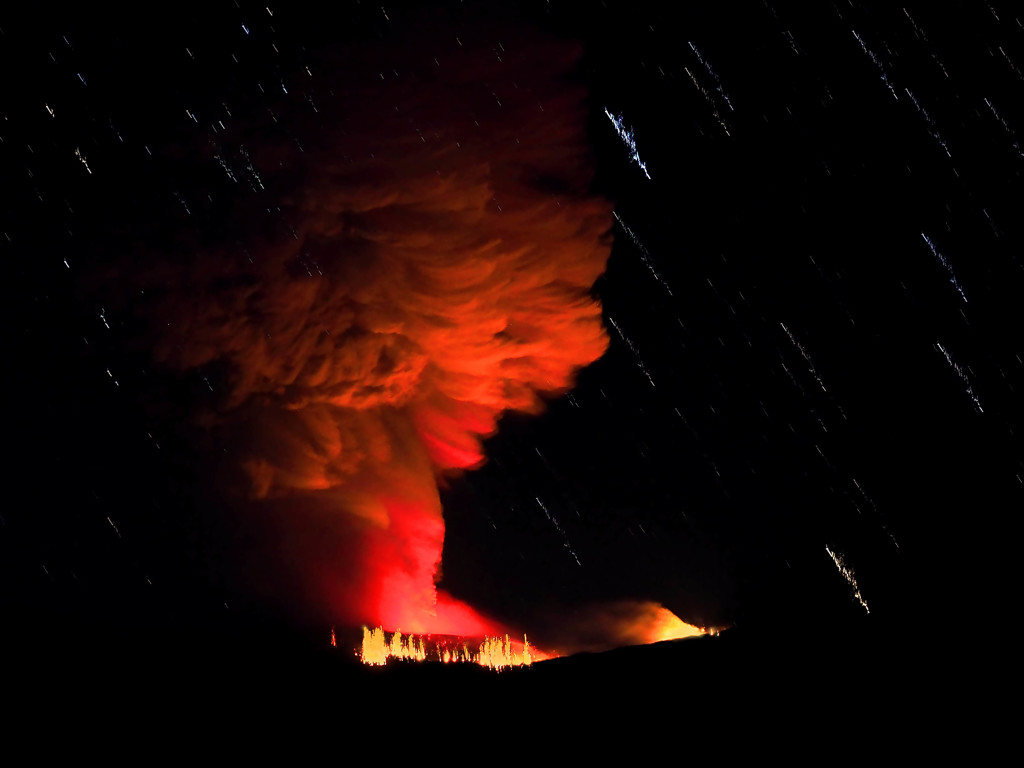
(15, 0, 1023, 708)
(74, 9, 714, 658)
(95, 19, 653, 648)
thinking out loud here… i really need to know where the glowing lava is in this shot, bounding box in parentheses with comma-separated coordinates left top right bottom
(358, 604, 710, 671)
(360, 626, 545, 670)
(641, 606, 706, 644)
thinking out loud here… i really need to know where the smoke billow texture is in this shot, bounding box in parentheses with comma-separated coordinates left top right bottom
(123, 23, 613, 633)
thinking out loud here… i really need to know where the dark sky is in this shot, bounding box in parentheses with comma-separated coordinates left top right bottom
(3, 1, 1021, 655)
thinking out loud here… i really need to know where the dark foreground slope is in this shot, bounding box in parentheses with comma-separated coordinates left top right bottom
(5, 614, 956, 743)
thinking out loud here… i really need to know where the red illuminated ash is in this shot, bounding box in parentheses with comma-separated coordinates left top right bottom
(126, 27, 610, 639)
(121, 17, 704, 652)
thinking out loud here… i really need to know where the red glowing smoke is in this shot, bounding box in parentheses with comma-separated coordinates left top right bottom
(125, 22, 612, 635)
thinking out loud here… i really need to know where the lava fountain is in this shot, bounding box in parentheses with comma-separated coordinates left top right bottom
(359, 626, 548, 670)
(356, 606, 709, 671)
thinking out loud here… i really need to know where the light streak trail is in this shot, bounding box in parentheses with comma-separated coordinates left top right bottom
(921, 232, 967, 303)
(604, 108, 652, 179)
(936, 341, 983, 413)
(902, 7, 928, 41)
(852, 29, 899, 101)
(536, 496, 581, 566)
(75, 147, 92, 174)
(852, 477, 900, 550)
(682, 68, 731, 136)
(780, 322, 828, 395)
(613, 211, 673, 296)
(997, 45, 1024, 81)
(983, 96, 1024, 157)
(826, 545, 870, 614)
(688, 41, 734, 111)
(905, 88, 951, 157)
(608, 314, 656, 387)
(780, 322, 847, 420)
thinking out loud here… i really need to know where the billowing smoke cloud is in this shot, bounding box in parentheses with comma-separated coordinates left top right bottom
(120, 20, 612, 634)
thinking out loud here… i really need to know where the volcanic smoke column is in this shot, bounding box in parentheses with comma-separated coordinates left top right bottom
(134, 28, 613, 635)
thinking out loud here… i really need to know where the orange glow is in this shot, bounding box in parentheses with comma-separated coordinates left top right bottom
(359, 626, 547, 669)
(476, 634, 541, 670)
(534, 601, 709, 657)
(360, 626, 389, 666)
(640, 607, 705, 644)
(356, 608, 707, 670)
(124, 24, 622, 640)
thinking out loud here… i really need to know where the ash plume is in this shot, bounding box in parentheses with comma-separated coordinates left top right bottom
(99, 17, 613, 634)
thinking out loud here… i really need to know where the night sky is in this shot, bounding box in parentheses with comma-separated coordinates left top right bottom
(3, 1, 1021, 661)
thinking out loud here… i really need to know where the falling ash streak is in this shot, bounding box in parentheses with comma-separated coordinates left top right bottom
(983, 97, 1024, 157)
(603, 108, 652, 179)
(608, 315, 656, 387)
(826, 545, 870, 614)
(851, 29, 899, 101)
(997, 45, 1024, 81)
(682, 67, 731, 136)
(612, 211, 673, 297)
(902, 7, 928, 41)
(780, 323, 828, 395)
(904, 88, 951, 158)
(902, 8, 951, 79)
(536, 497, 581, 567)
(75, 147, 92, 174)
(687, 42, 734, 111)
(780, 322, 846, 419)
(852, 477, 899, 550)
(920, 233, 967, 303)
(936, 341, 984, 413)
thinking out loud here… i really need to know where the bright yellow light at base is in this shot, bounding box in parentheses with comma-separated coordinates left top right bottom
(359, 626, 538, 670)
